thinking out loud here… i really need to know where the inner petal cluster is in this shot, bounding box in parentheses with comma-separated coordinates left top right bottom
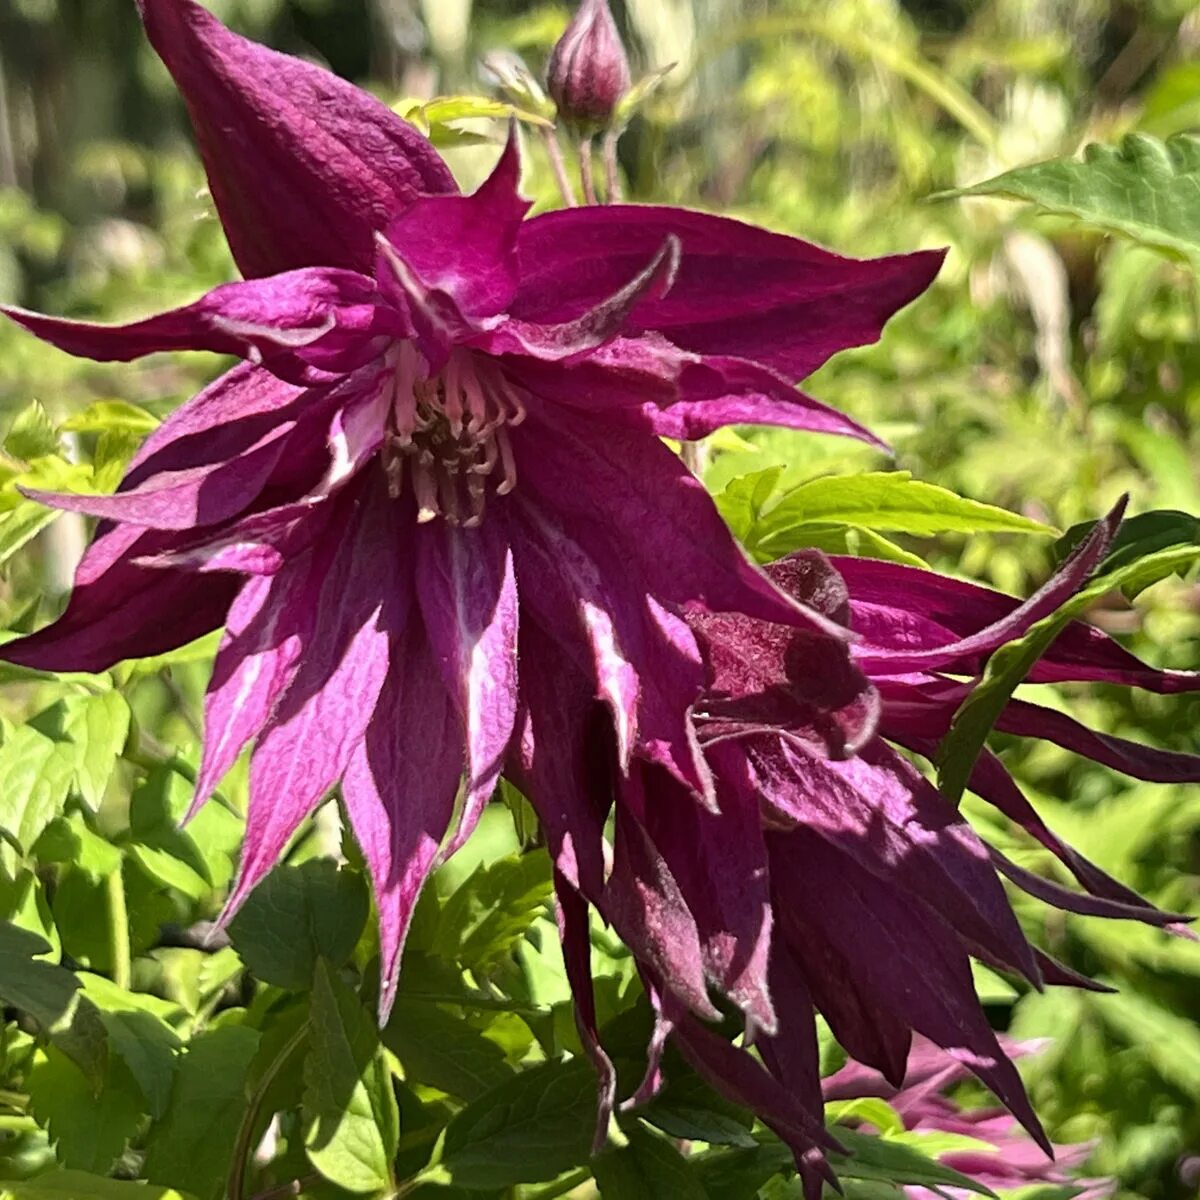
(380, 343, 527, 526)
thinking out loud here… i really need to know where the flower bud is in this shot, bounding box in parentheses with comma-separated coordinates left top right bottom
(546, 0, 631, 133)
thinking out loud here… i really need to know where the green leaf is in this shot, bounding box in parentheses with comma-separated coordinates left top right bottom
(0, 922, 108, 1084)
(0, 1171, 195, 1200)
(0, 721, 77, 853)
(4, 402, 59, 462)
(100, 1009, 181, 1120)
(831, 1128, 998, 1197)
(825, 1097, 906, 1136)
(27, 691, 131, 810)
(439, 1057, 597, 1189)
(0, 500, 60, 566)
(26, 1049, 143, 1174)
(1055, 509, 1200, 583)
(594, 1122, 710, 1198)
(1097, 991, 1200, 1098)
(936, 542, 1200, 806)
(303, 959, 399, 1194)
(227, 859, 368, 990)
(435, 849, 554, 970)
(60, 400, 159, 436)
(757, 522, 928, 568)
(419, 95, 552, 128)
(755, 472, 1055, 541)
(713, 467, 784, 545)
(34, 814, 123, 881)
(382, 998, 516, 1101)
(640, 1070, 756, 1149)
(142, 1024, 261, 1200)
(937, 133, 1200, 264)
(692, 1144, 792, 1200)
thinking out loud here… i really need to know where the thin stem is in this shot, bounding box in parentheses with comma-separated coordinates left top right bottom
(249, 1174, 322, 1200)
(522, 1167, 592, 1200)
(540, 128, 577, 208)
(106, 867, 131, 992)
(228, 1023, 309, 1200)
(579, 136, 598, 205)
(602, 130, 623, 203)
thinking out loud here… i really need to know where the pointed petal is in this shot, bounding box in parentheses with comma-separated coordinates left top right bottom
(137, 0, 455, 278)
(475, 237, 680, 361)
(222, 479, 402, 919)
(640, 750, 777, 1034)
(517, 406, 849, 637)
(377, 131, 530, 323)
(996, 699, 1200, 783)
(2, 269, 389, 384)
(748, 737, 1039, 983)
(555, 875, 616, 1153)
(513, 205, 944, 378)
(343, 619, 462, 1021)
(509, 629, 611, 896)
(0, 523, 237, 673)
(758, 948, 824, 1121)
(845, 498, 1127, 674)
(769, 828, 1049, 1151)
(416, 521, 519, 859)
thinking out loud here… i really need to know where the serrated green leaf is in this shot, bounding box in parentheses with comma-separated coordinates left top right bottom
(0, 721, 77, 853)
(60, 400, 159, 436)
(831, 1128, 998, 1197)
(0, 500, 60, 565)
(100, 1009, 180, 1120)
(127, 843, 209, 901)
(303, 960, 398, 1194)
(420, 94, 552, 128)
(593, 1122, 710, 1198)
(0, 1172, 195, 1200)
(27, 691, 131, 811)
(0, 922, 108, 1083)
(756, 472, 1055, 541)
(26, 1049, 144, 1173)
(142, 1024, 261, 1200)
(33, 814, 123, 880)
(938, 133, 1200, 264)
(439, 1057, 597, 1189)
(713, 467, 784, 545)
(382, 998, 516, 1101)
(1097, 991, 1200, 1098)
(0, 867, 59, 953)
(4, 402, 59, 462)
(826, 1097, 906, 1135)
(228, 859, 368, 990)
(692, 1144, 792, 1200)
(757, 521, 928, 567)
(435, 849, 553, 970)
(936, 542, 1200, 806)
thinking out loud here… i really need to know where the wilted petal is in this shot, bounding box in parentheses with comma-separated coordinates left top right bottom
(512, 205, 944, 379)
(343, 619, 462, 1021)
(223, 479, 400, 919)
(416, 520, 519, 858)
(137, 0, 455, 277)
(996, 700, 1200, 783)
(846, 497, 1126, 674)
(555, 875, 616, 1153)
(749, 737, 1039, 983)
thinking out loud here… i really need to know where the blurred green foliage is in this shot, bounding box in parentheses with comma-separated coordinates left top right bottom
(0, 1, 1198, 1198)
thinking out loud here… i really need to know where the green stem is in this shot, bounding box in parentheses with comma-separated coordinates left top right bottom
(521, 1167, 592, 1200)
(106, 867, 131, 992)
(227, 1023, 309, 1200)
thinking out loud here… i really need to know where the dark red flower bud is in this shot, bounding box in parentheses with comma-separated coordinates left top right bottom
(546, 0, 631, 133)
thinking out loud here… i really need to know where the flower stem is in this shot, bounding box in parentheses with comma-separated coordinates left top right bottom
(106, 866, 131, 992)
(602, 130, 622, 202)
(227, 1023, 309, 1200)
(540, 128, 577, 208)
(579, 136, 598, 204)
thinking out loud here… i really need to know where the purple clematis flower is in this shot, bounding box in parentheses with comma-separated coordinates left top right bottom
(541, 511, 1196, 1183)
(825, 1036, 1117, 1200)
(0, 0, 941, 1019)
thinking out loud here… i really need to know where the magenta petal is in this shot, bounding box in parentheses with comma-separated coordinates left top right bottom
(518, 407, 848, 637)
(603, 799, 721, 1022)
(640, 752, 777, 1034)
(137, 0, 455, 277)
(513, 205, 944, 379)
(752, 737, 1039, 982)
(509, 631, 609, 897)
(0, 522, 237, 673)
(844, 497, 1126, 674)
(223, 481, 401, 920)
(757, 948, 824, 1123)
(555, 875, 616, 1153)
(475, 237, 680, 361)
(1, 269, 390, 383)
(378, 131, 530, 324)
(996, 700, 1200, 783)
(343, 620, 463, 1021)
(416, 521, 519, 859)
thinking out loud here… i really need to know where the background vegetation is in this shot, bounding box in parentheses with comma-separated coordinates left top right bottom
(0, 1, 1197, 1198)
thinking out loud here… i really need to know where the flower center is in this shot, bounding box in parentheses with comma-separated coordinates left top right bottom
(381, 343, 525, 527)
